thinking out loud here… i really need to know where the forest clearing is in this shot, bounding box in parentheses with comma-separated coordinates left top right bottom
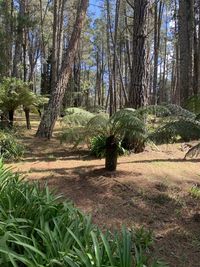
(1, 0, 200, 266)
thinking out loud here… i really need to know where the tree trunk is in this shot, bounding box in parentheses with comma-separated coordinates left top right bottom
(178, 0, 193, 105)
(24, 107, 31, 129)
(8, 110, 14, 128)
(105, 135, 118, 171)
(152, 1, 164, 104)
(106, 0, 114, 116)
(36, 0, 89, 139)
(128, 0, 149, 108)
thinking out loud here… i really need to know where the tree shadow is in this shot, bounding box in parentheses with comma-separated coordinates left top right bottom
(27, 164, 200, 267)
(118, 158, 200, 164)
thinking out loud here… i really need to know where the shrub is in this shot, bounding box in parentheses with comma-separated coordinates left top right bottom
(0, 131, 24, 159)
(0, 162, 166, 267)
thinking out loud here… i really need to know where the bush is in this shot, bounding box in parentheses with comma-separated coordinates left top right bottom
(0, 162, 166, 267)
(0, 131, 24, 159)
(90, 135, 127, 158)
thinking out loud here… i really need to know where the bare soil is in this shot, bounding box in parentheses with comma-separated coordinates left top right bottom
(8, 117, 200, 267)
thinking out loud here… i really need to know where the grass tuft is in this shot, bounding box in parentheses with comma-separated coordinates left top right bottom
(189, 184, 200, 199)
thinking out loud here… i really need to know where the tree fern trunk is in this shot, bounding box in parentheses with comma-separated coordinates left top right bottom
(24, 107, 31, 129)
(36, 0, 89, 139)
(8, 110, 14, 128)
(105, 135, 118, 171)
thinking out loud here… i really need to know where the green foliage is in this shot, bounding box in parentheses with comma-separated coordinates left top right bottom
(0, 163, 165, 267)
(62, 107, 95, 126)
(189, 185, 200, 199)
(150, 119, 200, 144)
(132, 227, 153, 250)
(0, 131, 24, 159)
(61, 104, 200, 160)
(0, 77, 35, 112)
(60, 108, 147, 155)
(164, 104, 196, 119)
(149, 105, 200, 144)
(90, 135, 127, 158)
(185, 95, 200, 115)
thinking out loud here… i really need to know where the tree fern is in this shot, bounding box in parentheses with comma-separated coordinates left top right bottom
(150, 118, 200, 144)
(62, 108, 94, 127)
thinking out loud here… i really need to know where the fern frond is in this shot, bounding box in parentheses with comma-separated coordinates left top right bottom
(165, 104, 196, 119)
(185, 94, 200, 115)
(110, 109, 146, 140)
(149, 118, 200, 144)
(59, 126, 87, 148)
(184, 143, 200, 159)
(136, 105, 171, 117)
(86, 113, 109, 136)
(62, 108, 94, 126)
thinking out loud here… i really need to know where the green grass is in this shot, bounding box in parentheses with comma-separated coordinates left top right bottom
(0, 161, 167, 267)
(189, 185, 200, 199)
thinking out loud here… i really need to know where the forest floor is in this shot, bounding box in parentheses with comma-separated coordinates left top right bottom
(7, 116, 200, 267)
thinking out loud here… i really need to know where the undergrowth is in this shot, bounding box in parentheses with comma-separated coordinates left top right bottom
(0, 131, 24, 160)
(0, 162, 167, 266)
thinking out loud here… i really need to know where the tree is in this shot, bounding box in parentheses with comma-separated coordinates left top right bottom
(128, 0, 150, 108)
(61, 108, 146, 171)
(178, 0, 194, 105)
(36, 0, 89, 139)
(0, 78, 36, 127)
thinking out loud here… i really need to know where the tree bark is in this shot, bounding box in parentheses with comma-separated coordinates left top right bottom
(128, 0, 149, 108)
(105, 135, 118, 171)
(178, 0, 194, 105)
(24, 107, 31, 129)
(152, 1, 164, 104)
(36, 0, 89, 139)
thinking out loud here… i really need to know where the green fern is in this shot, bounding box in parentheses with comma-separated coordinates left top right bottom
(150, 118, 200, 144)
(165, 104, 196, 119)
(60, 108, 147, 155)
(62, 107, 95, 126)
(185, 94, 200, 115)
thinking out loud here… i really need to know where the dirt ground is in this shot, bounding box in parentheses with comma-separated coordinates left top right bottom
(8, 117, 200, 267)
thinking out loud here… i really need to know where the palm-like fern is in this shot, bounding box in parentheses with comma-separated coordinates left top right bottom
(61, 104, 200, 162)
(61, 108, 147, 170)
(61, 108, 146, 146)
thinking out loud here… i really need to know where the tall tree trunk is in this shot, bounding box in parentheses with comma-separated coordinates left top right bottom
(106, 0, 114, 116)
(193, 2, 199, 95)
(178, 0, 194, 105)
(12, 0, 25, 78)
(128, 0, 149, 108)
(36, 0, 89, 139)
(50, 0, 59, 92)
(152, 1, 164, 104)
